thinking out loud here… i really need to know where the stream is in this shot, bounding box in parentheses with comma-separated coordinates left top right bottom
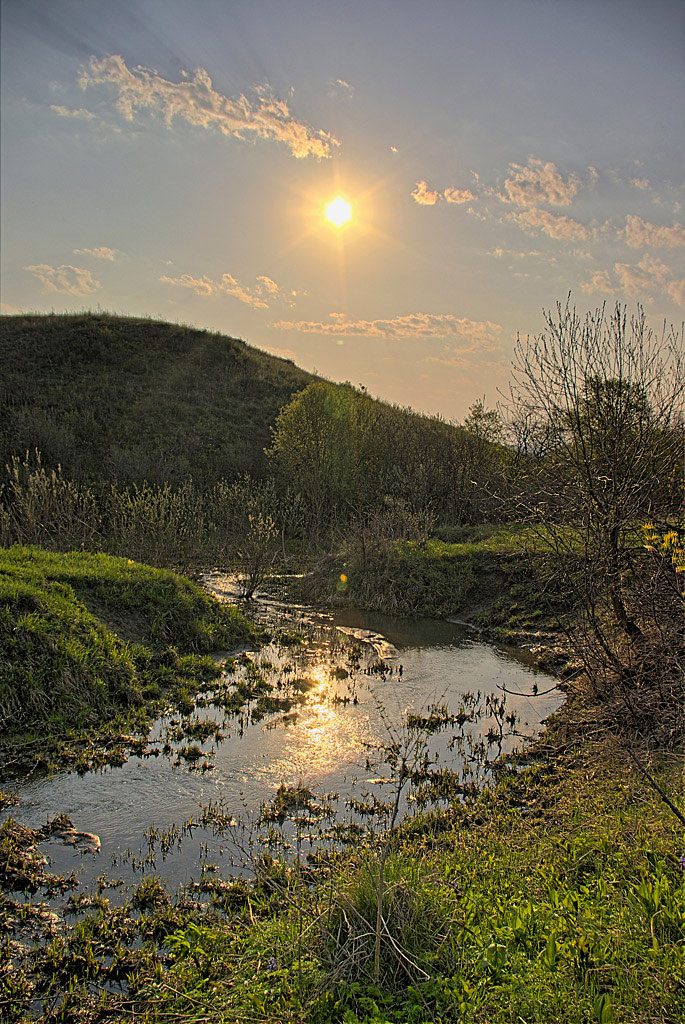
(4, 574, 564, 893)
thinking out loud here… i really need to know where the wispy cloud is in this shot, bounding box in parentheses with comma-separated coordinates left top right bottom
(0, 302, 20, 314)
(160, 271, 302, 308)
(50, 105, 97, 121)
(79, 55, 338, 159)
(159, 273, 214, 296)
(631, 177, 651, 190)
(271, 311, 502, 347)
(510, 207, 589, 241)
(581, 254, 685, 305)
(73, 246, 120, 261)
(328, 78, 355, 98)
(411, 181, 475, 206)
(623, 214, 685, 249)
(24, 264, 100, 295)
(503, 157, 579, 207)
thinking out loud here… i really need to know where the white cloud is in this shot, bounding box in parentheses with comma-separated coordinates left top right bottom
(73, 246, 120, 261)
(624, 214, 685, 249)
(503, 157, 579, 208)
(79, 55, 338, 159)
(24, 264, 100, 295)
(160, 270, 300, 308)
(511, 207, 589, 241)
(271, 311, 502, 348)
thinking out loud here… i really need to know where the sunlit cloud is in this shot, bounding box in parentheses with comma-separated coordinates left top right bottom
(261, 345, 297, 361)
(631, 177, 651, 190)
(411, 181, 474, 206)
(79, 55, 338, 159)
(159, 273, 214, 296)
(50, 105, 97, 121)
(160, 270, 302, 308)
(510, 207, 589, 241)
(443, 187, 475, 204)
(581, 254, 684, 305)
(0, 302, 20, 314)
(24, 264, 100, 295)
(411, 181, 440, 205)
(503, 157, 579, 207)
(73, 246, 120, 261)
(271, 311, 502, 347)
(623, 214, 685, 249)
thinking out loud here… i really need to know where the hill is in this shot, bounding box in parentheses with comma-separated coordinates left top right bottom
(0, 313, 316, 486)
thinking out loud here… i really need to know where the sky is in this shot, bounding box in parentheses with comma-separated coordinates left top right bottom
(1, 0, 684, 420)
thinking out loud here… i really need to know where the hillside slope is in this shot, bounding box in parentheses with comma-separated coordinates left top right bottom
(0, 313, 316, 486)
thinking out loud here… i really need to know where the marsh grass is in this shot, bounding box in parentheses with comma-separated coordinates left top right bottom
(0, 545, 260, 770)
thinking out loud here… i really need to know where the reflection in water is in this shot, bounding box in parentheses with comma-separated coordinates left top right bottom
(5, 576, 563, 890)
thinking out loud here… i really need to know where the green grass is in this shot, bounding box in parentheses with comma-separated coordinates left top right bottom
(94, 739, 684, 1024)
(0, 545, 260, 768)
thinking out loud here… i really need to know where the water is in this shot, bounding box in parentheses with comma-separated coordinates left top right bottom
(4, 575, 563, 890)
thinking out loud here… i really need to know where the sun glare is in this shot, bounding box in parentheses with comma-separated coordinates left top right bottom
(326, 196, 352, 227)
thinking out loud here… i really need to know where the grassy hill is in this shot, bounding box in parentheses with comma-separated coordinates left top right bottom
(0, 313, 316, 486)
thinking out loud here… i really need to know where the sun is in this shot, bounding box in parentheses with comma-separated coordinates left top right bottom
(325, 196, 352, 227)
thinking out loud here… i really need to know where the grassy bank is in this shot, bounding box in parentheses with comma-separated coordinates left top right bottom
(131, 739, 683, 1023)
(297, 525, 568, 642)
(0, 546, 260, 772)
(6, 722, 680, 1023)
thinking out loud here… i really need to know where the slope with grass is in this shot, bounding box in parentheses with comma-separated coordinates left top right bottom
(0, 545, 260, 771)
(0, 313, 316, 486)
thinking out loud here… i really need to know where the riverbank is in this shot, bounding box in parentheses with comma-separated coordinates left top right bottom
(1, 545, 682, 1023)
(0, 546, 262, 774)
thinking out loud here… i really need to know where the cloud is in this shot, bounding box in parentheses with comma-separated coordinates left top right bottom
(443, 187, 475, 204)
(73, 246, 120, 261)
(665, 278, 685, 305)
(79, 55, 338, 159)
(160, 270, 301, 308)
(614, 254, 672, 297)
(581, 254, 685, 306)
(503, 157, 579, 207)
(329, 78, 355, 98)
(411, 181, 475, 206)
(159, 273, 214, 296)
(0, 302, 20, 314)
(50, 105, 98, 121)
(580, 270, 614, 295)
(624, 214, 685, 249)
(24, 264, 100, 295)
(510, 207, 589, 240)
(631, 177, 651, 190)
(411, 181, 440, 206)
(271, 311, 502, 348)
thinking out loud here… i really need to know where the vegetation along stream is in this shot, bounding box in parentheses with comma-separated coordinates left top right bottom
(2, 575, 561, 897)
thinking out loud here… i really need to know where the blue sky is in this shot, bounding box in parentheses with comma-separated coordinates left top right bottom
(2, 0, 683, 418)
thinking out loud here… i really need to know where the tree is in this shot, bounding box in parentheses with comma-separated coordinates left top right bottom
(506, 298, 684, 701)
